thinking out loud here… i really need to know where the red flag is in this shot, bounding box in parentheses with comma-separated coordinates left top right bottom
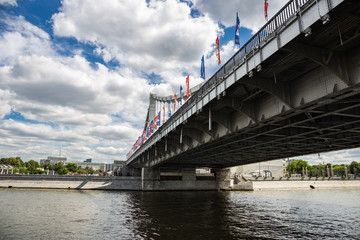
(154, 116, 157, 129)
(174, 93, 177, 111)
(215, 36, 221, 65)
(264, 0, 269, 21)
(163, 105, 165, 123)
(186, 75, 190, 98)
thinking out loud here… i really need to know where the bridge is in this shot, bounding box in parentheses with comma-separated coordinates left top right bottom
(125, 0, 360, 189)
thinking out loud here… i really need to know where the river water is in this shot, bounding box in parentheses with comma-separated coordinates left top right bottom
(0, 188, 359, 239)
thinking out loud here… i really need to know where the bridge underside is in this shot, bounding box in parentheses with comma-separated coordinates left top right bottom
(128, 0, 360, 169)
(165, 85, 360, 168)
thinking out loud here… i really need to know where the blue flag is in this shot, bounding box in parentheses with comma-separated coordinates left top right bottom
(156, 111, 160, 126)
(168, 100, 171, 118)
(235, 12, 240, 46)
(151, 120, 154, 133)
(201, 55, 205, 79)
(180, 85, 183, 106)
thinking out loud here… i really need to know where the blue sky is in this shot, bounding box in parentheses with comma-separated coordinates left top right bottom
(0, 0, 358, 165)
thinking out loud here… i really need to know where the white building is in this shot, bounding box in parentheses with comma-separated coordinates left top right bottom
(40, 156, 67, 165)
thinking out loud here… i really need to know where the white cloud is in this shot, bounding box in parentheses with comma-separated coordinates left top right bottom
(192, 0, 289, 33)
(0, 16, 52, 64)
(193, 0, 288, 33)
(52, 0, 219, 74)
(0, 89, 13, 118)
(0, 15, 153, 161)
(96, 146, 126, 155)
(0, 0, 17, 6)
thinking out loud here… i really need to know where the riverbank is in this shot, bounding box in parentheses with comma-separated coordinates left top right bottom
(0, 175, 217, 191)
(232, 179, 360, 191)
(0, 175, 142, 190)
(1, 175, 360, 191)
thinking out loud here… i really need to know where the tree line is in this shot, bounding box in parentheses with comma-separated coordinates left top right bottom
(0, 157, 102, 175)
(286, 159, 359, 177)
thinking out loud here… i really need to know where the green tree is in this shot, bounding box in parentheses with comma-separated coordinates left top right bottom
(25, 160, 40, 174)
(25, 160, 39, 169)
(41, 163, 51, 170)
(349, 161, 359, 176)
(286, 159, 311, 174)
(62, 168, 69, 175)
(53, 162, 64, 173)
(333, 165, 345, 176)
(65, 163, 78, 173)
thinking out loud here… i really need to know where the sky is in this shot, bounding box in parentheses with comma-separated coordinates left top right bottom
(0, 0, 359, 165)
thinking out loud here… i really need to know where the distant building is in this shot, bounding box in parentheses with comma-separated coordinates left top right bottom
(40, 156, 67, 165)
(77, 162, 106, 171)
(84, 158, 92, 163)
(236, 159, 286, 178)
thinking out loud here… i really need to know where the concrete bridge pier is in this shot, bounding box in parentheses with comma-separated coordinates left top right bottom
(181, 168, 196, 181)
(141, 167, 160, 191)
(214, 167, 238, 190)
(140, 167, 217, 191)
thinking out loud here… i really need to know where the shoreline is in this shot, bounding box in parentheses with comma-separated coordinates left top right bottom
(1, 175, 360, 191)
(231, 179, 360, 191)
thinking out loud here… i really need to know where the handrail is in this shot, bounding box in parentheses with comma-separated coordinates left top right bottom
(128, 0, 312, 161)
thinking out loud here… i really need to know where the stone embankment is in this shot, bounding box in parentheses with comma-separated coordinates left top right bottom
(0, 175, 217, 191)
(1, 175, 360, 191)
(0, 175, 142, 190)
(232, 178, 360, 191)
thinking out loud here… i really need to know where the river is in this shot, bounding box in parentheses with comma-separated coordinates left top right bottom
(0, 188, 359, 239)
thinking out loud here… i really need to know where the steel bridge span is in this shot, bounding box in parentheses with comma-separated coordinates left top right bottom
(127, 0, 360, 172)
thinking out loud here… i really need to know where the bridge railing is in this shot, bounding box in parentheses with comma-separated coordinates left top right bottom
(128, 0, 312, 161)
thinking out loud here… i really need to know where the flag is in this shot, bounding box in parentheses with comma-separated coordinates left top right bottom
(201, 55, 205, 79)
(174, 93, 177, 111)
(180, 85, 183, 106)
(186, 75, 190, 98)
(216, 36, 221, 65)
(168, 100, 171, 118)
(156, 111, 161, 126)
(154, 117, 157, 129)
(151, 120, 154, 133)
(264, 0, 269, 21)
(235, 12, 240, 46)
(163, 105, 165, 123)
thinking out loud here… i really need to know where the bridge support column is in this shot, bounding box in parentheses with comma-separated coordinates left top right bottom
(215, 167, 238, 190)
(141, 167, 160, 191)
(182, 168, 196, 181)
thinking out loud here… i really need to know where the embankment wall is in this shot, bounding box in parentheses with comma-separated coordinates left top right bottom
(234, 179, 360, 191)
(0, 175, 217, 191)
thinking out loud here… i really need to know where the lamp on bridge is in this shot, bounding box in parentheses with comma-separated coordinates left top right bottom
(321, 14, 331, 25)
(304, 27, 312, 37)
(248, 70, 254, 78)
(256, 64, 262, 72)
